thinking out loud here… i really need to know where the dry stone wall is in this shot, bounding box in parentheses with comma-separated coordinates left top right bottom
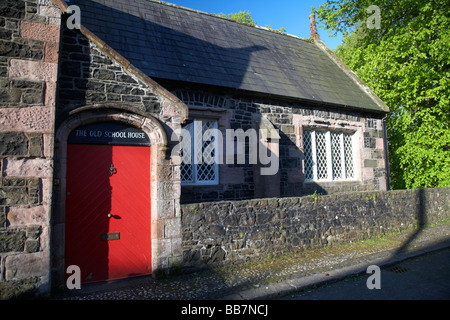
(181, 187, 450, 270)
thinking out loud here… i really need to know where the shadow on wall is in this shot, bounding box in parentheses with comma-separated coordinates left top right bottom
(394, 188, 427, 255)
(175, 103, 330, 204)
(59, 0, 352, 204)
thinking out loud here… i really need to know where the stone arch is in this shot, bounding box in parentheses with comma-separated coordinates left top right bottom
(51, 105, 175, 288)
(58, 103, 169, 146)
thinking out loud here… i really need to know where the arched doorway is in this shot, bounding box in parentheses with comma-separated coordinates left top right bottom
(65, 122, 152, 283)
(52, 107, 174, 288)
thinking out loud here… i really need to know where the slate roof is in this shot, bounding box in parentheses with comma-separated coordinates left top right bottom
(69, 0, 388, 113)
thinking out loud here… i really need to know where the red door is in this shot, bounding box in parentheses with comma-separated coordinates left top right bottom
(65, 143, 151, 283)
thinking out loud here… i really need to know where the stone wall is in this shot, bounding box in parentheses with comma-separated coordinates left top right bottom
(56, 16, 165, 127)
(0, 0, 61, 299)
(181, 187, 450, 269)
(172, 90, 388, 204)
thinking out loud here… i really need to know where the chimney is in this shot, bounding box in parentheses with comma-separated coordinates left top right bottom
(309, 14, 320, 40)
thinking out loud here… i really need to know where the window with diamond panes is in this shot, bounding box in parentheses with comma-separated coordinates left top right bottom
(343, 133, 354, 178)
(331, 132, 343, 179)
(181, 119, 219, 185)
(303, 129, 355, 181)
(315, 131, 328, 180)
(180, 122, 194, 183)
(303, 130, 314, 180)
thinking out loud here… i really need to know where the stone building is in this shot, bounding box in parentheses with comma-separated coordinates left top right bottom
(0, 0, 389, 297)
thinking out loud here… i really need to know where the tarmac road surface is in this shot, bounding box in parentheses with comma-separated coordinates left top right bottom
(280, 247, 450, 300)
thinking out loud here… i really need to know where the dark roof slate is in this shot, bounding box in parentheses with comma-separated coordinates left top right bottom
(70, 0, 388, 112)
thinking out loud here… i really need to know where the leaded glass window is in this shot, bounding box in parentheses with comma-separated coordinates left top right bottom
(303, 129, 355, 181)
(181, 119, 219, 185)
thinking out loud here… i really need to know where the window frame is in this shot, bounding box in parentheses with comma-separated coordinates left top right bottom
(181, 118, 220, 186)
(303, 129, 355, 182)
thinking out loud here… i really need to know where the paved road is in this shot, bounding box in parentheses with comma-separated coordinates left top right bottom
(280, 248, 450, 300)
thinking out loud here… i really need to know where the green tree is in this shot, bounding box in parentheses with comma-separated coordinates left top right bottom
(217, 11, 256, 26)
(314, 0, 450, 189)
(217, 11, 286, 33)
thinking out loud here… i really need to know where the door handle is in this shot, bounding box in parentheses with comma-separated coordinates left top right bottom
(107, 213, 121, 219)
(109, 164, 117, 176)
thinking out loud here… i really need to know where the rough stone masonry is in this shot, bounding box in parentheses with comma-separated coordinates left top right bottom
(181, 187, 450, 269)
(0, 0, 61, 299)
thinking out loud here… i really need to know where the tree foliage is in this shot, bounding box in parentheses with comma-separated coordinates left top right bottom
(217, 11, 257, 26)
(217, 11, 286, 33)
(314, 0, 450, 189)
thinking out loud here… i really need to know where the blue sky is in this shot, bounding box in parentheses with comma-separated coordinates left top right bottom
(165, 0, 343, 50)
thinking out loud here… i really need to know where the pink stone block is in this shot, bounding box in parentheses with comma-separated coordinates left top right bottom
(43, 134, 54, 158)
(4, 158, 53, 178)
(9, 59, 58, 83)
(5, 252, 49, 280)
(0, 107, 54, 132)
(164, 218, 181, 239)
(20, 22, 60, 63)
(152, 238, 172, 259)
(45, 81, 57, 107)
(376, 137, 384, 149)
(151, 219, 164, 239)
(171, 237, 182, 256)
(6, 205, 47, 226)
(362, 167, 374, 180)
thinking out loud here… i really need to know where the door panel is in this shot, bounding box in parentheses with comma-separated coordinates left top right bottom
(108, 145, 151, 279)
(65, 144, 151, 283)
